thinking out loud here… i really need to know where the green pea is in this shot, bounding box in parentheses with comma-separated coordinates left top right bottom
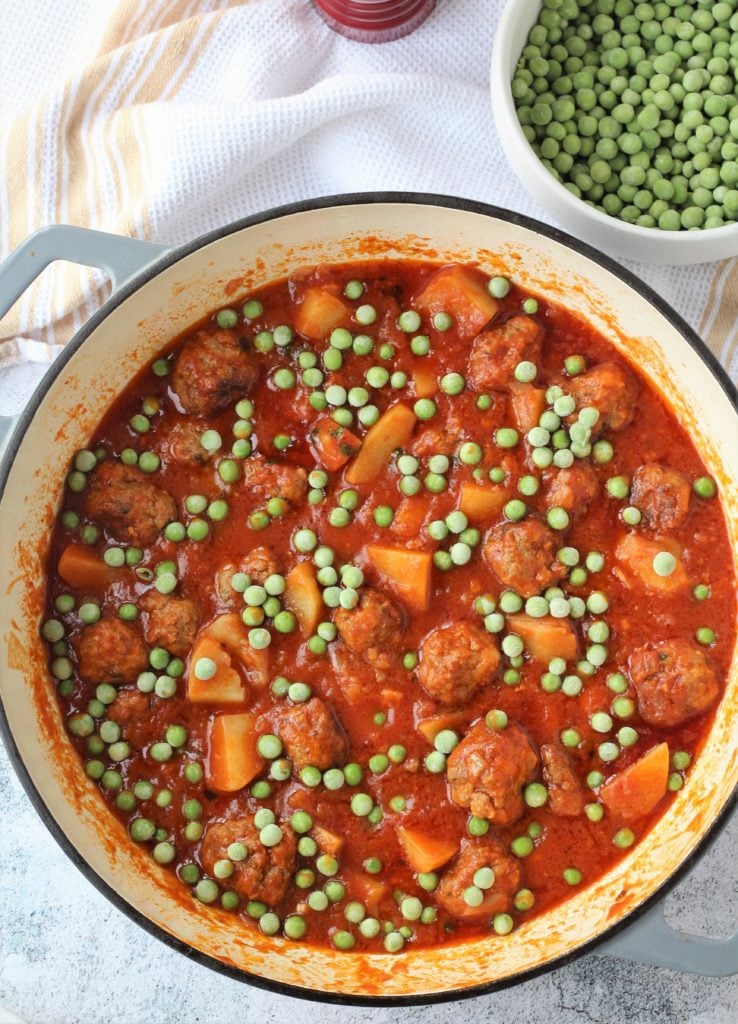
(414, 398, 436, 420)
(440, 372, 465, 395)
(693, 475, 716, 499)
(129, 817, 156, 842)
(613, 827, 635, 849)
(496, 427, 519, 448)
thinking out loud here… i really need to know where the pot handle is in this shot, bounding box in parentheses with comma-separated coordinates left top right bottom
(0, 225, 172, 460)
(595, 803, 737, 976)
(596, 897, 738, 977)
(0, 224, 171, 322)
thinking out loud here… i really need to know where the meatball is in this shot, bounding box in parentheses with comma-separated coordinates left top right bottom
(541, 743, 586, 818)
(447, 719, 538, 824)
(468, 316, 543, 391)
(240, 456, 307, 505)
(276, 697, 348, 771)
(567, 361, 638, 432)
(77, 618, 148, 683)
(545, 465, 598, 517)
(107, 688, 149, 727)
(107, 688, 151, 747)
(172, 328, 257, 417)
(418, 622, 500, 705)
(214, 548, 281, 609)
(85, 462, 176, 547)
(436, 840, 521, 920)
(200, 816, 296, 906)
(163, 420, 213, 465)
(411, 426, 459, 458)
(335, 588, 405, 675)
(630, 463, 691, 532)
(630, 640, 719, 727)
(140, 591, 199, 657)
(242, 546, 282, 583)
(483, 519, 566, 598)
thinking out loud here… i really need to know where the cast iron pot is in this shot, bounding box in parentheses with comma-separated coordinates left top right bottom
(0, 194, 736, 1003)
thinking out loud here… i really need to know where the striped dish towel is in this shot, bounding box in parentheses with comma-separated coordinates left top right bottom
(1, 0, 737, 383)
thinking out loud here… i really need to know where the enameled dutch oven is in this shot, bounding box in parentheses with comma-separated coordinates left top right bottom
(0, 194, 736, 1003)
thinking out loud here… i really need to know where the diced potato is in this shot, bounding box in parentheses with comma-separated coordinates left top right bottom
(57, 543, 122, 590)
(417, 711, 469, 744)
(615, 534, 689, 593)
(365, 543, 432, 612)
(188, 636, 246, 704)
(506, 613, 578, 663)
(206, 712, 264, 792)
(207, 613, 269, 689)
(285, 562, 323, 635)
(188, 613, 268, 703)
(415, 264, 499, 341)
(345, 870, 390, 916)
(459, 482, 508, 522)
(293, 287, 348, 340)
(390, 495, 430, 539)
(345, 403, 416, 485)
(600, 743, 669, 819)
(397, 825, 459, 873)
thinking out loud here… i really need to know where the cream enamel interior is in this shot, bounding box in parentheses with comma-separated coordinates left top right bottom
(1, 202, 736, 999)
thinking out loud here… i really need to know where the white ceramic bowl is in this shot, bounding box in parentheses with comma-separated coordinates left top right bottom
(491, 0, 738, 265)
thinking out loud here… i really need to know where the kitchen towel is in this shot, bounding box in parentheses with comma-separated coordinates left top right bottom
(1, 0, 737, 384)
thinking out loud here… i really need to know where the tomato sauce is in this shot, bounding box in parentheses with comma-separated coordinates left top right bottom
(41, 259, 736, 953)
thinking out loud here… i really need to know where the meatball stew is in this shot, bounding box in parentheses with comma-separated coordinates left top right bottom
(41, 260, 735, 954)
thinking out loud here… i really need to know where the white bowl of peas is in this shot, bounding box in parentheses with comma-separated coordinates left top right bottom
(492, 0, 738, 264)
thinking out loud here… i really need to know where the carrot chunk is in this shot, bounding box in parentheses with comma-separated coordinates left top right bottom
(284, 562, 323, 635)
(600, 743, 670, 820)
(365, 543, 432, 613)
(206, 712, 264, 792)
(510, 383, 546, 434)
(311, 418, 361, 471)
(415, 264, 499, 341)
(506, 613, 578, 663)
(345, 403, 416, 485)
(397, 825, 459, 873)
(57, 543, 122, 591)
(459, 482, 509, 522)
(293, 287, 348, 340)
(615, 534, 689, 593)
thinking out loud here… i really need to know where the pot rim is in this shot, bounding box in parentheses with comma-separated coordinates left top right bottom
(1, 190, 736, 1006)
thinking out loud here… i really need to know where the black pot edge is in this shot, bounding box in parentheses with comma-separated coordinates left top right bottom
(0, 190, 736, 1007)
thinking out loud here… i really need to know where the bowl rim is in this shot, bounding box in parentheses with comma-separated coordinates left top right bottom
(491, 0, 738, 246)
(0, 190, 736, 1006)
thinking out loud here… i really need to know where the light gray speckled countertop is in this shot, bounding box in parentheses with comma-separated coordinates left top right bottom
(0, 361, 736, 1024)
(0, 744, 736, 1024)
